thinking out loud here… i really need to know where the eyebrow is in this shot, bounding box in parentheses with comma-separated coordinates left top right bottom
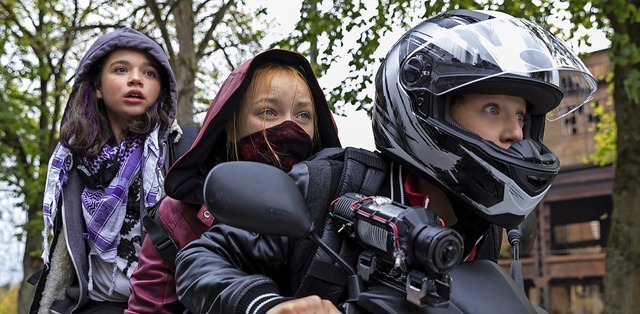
(252, 96, 313, 106)
(109, 59, 159, 69)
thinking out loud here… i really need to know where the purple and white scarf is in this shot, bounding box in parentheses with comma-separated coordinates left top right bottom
(41, 129, 164, 275)
(81, 136, 142, 260)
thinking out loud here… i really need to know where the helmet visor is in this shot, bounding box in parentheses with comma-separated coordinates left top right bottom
(402, 15, 597, 121)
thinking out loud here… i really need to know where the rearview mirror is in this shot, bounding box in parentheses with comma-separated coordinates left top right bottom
(203, 161, 314, 238)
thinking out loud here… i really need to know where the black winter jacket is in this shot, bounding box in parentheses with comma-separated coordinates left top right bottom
(174, 150, 502, 314)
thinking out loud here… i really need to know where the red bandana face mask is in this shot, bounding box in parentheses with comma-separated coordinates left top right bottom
(237, 120, 314, 172)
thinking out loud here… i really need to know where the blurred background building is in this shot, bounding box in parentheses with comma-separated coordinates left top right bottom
(498, 49, 612, 314)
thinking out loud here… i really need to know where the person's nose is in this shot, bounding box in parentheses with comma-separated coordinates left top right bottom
(282, 112, 294, 122)
(499, 118, 524, 149)
(127, 71, 143, 87)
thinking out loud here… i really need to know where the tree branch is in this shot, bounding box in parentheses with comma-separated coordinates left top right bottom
(212, 38, 235, 69)
(196, 0, 236, 59)
(146, 0, 175, 58)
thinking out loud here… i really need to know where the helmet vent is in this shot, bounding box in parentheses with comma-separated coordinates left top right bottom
(401, 53, 432, 87)
(527, 175, 548, 187)
(403, 58, 422, 83)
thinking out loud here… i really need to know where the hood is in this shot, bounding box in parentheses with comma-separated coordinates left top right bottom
(164, 49, 341, 204)
(64, 28, 178, 143)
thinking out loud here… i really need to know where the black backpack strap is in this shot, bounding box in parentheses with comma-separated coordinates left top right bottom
(295, 258, 350, 303)
(294, 147, 388, 300)
(336, 147, 388, 197)
(475, 224, 503, 262)
(141, 124, 199, 272)
(142, 198, 179, 272)
(165, 124, 200, 173)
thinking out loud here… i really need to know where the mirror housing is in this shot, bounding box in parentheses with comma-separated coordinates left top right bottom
(203, 161, 314, 238)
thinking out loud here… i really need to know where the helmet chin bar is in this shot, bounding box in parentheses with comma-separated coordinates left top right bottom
(509, 139, 550, 163)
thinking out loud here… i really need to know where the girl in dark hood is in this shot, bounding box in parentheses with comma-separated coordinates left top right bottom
(32, 28, 178, 314)
(126, 49, 341, 313)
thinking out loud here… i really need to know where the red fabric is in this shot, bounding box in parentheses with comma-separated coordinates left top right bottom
(126, 198, 214, 313)
(404, 173, 427, 209)
(237, 121, 313, 173)
(402, 172, 476, 262)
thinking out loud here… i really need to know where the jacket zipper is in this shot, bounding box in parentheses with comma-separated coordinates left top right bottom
(60, 191, 87, 312)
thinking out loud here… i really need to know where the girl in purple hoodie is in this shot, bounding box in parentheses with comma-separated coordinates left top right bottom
(126, 49, 341, 313)
(31, 28, 178, 314)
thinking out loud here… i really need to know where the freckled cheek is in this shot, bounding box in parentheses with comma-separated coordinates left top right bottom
(247, 125, 262, 137)
(237, 120, 254, 139)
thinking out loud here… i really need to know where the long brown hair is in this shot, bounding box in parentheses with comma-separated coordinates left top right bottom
(225, 63, 321, 165)
(59, 49, 171, 158)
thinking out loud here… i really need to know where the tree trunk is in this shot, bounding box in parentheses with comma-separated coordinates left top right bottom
(18, 205, 44, 314)
(604, 58, 640, 313)
(174, 0, 197, 126)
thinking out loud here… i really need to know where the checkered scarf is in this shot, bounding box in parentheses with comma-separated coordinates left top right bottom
(42, 129, 164, 267)
(81, 136, 142, 259)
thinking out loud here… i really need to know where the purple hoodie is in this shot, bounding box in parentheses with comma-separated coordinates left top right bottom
(66, 27, 177, 141)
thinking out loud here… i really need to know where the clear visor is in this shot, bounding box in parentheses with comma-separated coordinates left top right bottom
(404, 15, 597, 121)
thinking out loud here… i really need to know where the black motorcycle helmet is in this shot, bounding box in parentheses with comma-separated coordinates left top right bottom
(373, 9, 596, 228)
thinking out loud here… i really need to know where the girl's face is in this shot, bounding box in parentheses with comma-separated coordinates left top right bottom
(96, 48, 162, 131)
(450, 94, 526, 149)
(237, 70, 315, 139)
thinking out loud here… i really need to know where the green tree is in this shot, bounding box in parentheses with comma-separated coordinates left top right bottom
(540, 1, 640, 312)
(588, 96, 617, 166)
(0, 1, 268, 312)
(0, 1, 123, 311)
(599, 1, 640, 312)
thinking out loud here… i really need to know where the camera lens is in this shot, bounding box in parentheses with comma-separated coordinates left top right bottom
(413, 226, 463, 275)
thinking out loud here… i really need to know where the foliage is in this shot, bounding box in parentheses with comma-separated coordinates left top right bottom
(586, 98, 617, 166)
(278, 0, 569, 114)
(0, 285, 18, 314)
(600, 0, 640, 312)
(0, 1, 272, 312)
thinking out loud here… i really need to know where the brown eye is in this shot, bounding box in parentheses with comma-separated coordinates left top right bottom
(144, 69, 158, 78)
